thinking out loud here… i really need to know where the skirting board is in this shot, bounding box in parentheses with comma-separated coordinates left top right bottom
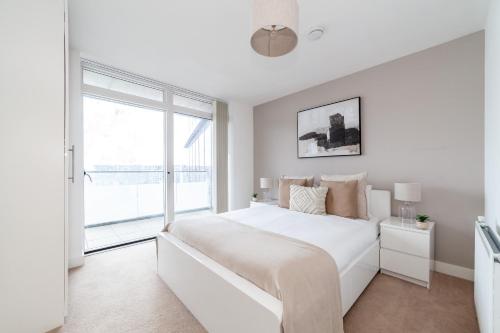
(69, 255, 84, 269)
(434, 260, 474, 281)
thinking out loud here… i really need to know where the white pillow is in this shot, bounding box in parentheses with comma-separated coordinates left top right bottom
(289, 185, 328, 215)
(321, 172, 368, 219)
(281, 175, 314, 187)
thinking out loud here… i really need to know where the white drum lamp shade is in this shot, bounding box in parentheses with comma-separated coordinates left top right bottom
(260, 177, 274, 189)
(394, 183, 421, 202)
(251, 0, 299, 57)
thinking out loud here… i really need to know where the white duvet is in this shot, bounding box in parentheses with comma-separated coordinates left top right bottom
(221, 205, 380, 272)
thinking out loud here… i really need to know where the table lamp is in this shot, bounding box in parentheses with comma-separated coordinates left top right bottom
(260, 177, 274, 202)
(394, 183, 421, 223)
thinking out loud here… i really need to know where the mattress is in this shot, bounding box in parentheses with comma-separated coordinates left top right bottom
(221, 205, 380, 272)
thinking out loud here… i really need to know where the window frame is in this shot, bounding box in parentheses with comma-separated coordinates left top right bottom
(81, 59, 216, 120)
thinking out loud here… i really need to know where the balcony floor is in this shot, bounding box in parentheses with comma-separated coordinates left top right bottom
(84, 209, 212, 252)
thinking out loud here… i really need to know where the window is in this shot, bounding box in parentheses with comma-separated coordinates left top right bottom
(173, 113, 212, 213)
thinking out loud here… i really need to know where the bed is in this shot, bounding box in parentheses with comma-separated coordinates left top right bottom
(157, 188, 391, 333)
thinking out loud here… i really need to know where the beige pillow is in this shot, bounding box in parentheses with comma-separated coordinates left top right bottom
(289, 185, 328, 215)
(320, 180, 359, 218)
(321, 172, 368, 219)
(281, 175, 314, 187)
(279, 178, 307, 208)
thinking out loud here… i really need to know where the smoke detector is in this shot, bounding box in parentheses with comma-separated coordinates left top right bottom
(307, 26, 325, 41)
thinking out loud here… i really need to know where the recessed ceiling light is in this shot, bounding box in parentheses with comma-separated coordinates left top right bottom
(307, 26, 325, 41)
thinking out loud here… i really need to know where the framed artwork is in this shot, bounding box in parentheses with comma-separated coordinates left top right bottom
(297, 97, 361, 158)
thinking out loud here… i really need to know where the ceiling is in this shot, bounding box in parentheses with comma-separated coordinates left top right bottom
(69, 0, 490, 106)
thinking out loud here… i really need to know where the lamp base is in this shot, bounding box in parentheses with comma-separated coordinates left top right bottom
(399, 202, 416, 224)
(262, 189, 272, 202)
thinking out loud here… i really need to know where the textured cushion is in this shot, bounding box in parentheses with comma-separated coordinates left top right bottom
(281, 175, 314, 187)
(279, 178, 307, 208)
(289, 185, 328, 215)
(320, 180, 359, 218)
(321, 172, 368, 219)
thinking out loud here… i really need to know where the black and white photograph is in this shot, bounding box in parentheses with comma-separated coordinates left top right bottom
(297, 97, 361, 158)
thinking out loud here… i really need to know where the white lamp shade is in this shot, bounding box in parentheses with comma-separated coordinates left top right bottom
(260, 177, 274, 189)
(394, 183, 421, 202)
(251, 0, 299, 57)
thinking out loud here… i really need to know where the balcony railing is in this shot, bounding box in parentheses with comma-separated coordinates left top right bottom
(84, 170, 211, 227)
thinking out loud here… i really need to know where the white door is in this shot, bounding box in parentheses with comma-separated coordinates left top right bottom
(1, 0, 66, 331)
(82, 96, 166, 252)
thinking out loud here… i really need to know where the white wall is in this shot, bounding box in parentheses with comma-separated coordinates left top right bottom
(0, 0, 66, 332)
(228, 102, 254, 210)
(485, 0, 500, 234)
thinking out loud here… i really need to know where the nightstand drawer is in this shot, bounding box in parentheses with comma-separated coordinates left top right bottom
(381, 227, 429, 258)
(380, 248, 430, 282)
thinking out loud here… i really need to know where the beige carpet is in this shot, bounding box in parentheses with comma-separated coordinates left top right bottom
(55, 241, 478, 333)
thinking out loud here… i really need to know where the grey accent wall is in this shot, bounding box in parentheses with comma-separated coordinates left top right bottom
(254, 32, 484, 269)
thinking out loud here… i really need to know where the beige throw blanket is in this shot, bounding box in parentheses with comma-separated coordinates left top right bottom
(167, 216, 343, 333)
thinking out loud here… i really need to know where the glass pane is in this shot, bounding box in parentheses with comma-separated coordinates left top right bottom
(173, 94, 213, 113)
(83, 69, 164, 102)
(173, 113, 213, 217)
(83, 96, 165, 251)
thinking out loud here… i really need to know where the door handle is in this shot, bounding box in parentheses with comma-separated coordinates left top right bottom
(68, 145, 75, 183)
(84, 171, 93, 183)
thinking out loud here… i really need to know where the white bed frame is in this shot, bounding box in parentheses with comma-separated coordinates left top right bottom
(157, 189, 391, 333)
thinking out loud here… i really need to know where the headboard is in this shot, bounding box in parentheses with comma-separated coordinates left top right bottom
(368, 189, 391, 221)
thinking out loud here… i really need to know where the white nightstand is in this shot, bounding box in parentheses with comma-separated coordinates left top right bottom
(380, 216, 435, 288)
(250, 200, 279, 208)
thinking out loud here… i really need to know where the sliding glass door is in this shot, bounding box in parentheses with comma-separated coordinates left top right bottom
(83, 96, 165, 252)
(79, 62, 216, 253)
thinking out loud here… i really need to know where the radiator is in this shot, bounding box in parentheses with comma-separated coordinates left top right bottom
(475, 220, 500, 333)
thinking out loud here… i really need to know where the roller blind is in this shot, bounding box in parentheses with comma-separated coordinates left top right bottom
(82, 69, 164, 102)
(81, 59, 218, 120)
(172, 94, 213, 119)
(173, 94, 212, 113)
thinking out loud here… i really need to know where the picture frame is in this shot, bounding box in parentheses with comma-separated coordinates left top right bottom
(297, 97, 361, 158)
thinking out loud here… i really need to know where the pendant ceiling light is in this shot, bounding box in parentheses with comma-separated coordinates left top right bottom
(251, 0, 299, 57)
